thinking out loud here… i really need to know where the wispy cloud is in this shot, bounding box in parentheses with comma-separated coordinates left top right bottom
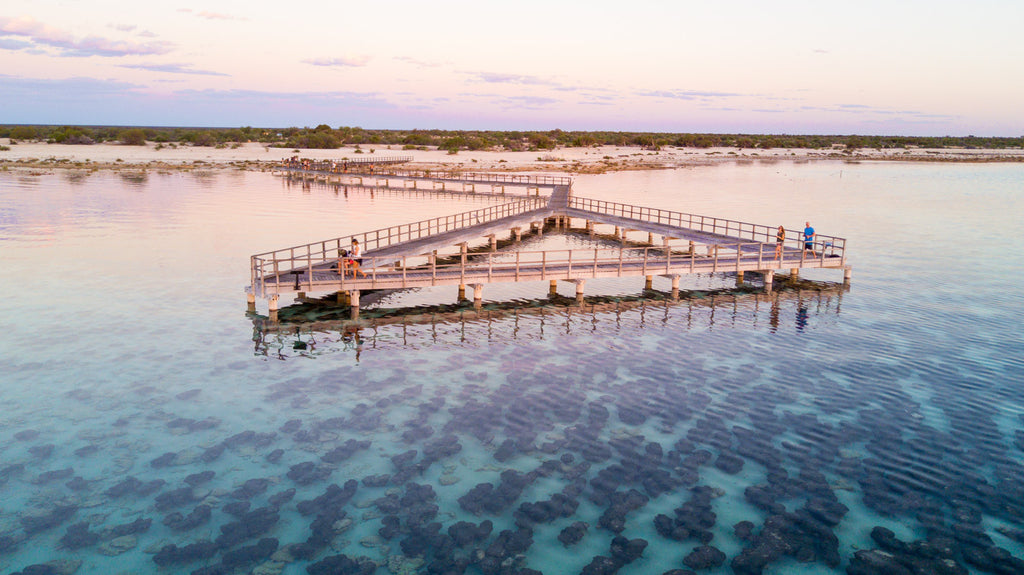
(109, 23, 136, 33)
(304, 55, 371, 68)
(469, 71, 561, 87)
(196, 11, 248, 21)
(176, 8, 246, 21)
(638, 89, 744, 100)
(0, 16, 172, 57)
(0, 75, 143, 99)
(0, 37, 33, 50)
(498, 95, 560, 110)
(119, 63, 229, 77)
(175, 88, 395, 110)
(394, 56, 444, 68)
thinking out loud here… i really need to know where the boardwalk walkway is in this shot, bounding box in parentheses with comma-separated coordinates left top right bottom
(248, 166, 849, 313)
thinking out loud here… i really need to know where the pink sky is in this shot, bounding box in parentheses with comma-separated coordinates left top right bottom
(2, 1, 1023, 136)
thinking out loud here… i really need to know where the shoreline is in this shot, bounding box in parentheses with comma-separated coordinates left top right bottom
(2, 140, 1023, 175)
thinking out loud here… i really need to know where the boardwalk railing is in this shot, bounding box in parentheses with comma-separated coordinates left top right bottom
(279, 161, 572, 187)
(255, 242, 845, 295)
(569, 196, 846, 261)
(251, 198, 548, 295)
(281, 156, 412, 169)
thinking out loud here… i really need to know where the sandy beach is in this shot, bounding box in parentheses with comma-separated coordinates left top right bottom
(2, 140, 1022, 174)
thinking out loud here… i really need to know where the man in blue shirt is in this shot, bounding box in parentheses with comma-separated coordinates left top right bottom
(803, 222, 816, 257)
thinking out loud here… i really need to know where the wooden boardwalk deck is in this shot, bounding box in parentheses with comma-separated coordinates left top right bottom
(249, 167, 849, 312)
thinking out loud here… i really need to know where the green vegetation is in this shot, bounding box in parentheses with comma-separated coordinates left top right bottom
(119, 128, 147, 146)
(9, 126, 38, 141)
(1, 124, 1022, 152)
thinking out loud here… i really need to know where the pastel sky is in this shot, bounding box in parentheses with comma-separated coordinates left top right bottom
(2, 0, 1023, 135)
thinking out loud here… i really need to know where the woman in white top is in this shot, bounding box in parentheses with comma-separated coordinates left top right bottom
(347, 239, 366, 278)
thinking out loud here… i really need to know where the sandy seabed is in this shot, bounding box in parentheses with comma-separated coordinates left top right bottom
(2, 140, 1023, 174)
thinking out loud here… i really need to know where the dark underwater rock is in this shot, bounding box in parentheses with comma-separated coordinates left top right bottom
(683, 545, 726, 570)
(361, 474, 391, 487)
(714, 452, 744, 474)
(150, 452, 177, 468)
(231, 477, 269, 499)
(107, 517, 152, 537)
(163, 504, 211, 530)
(287, 461, 334, 485)
(266, 448, 284, 463)
(154, 487, 196, 511)
(200, 443, 226, 463)
(223, 430, 256, 448)
(105, 476, 142, 498)
(448, 520, 493, 547)
(184, 470, 215, 486)
(321, 439, 371, 463)
(65, 476, 89, 491)
(33, 467, 74, 484)
(21, 505, 77, 533)
(296, 480, 358, 516)
(598, 489, 649, 533)
(59, 521, 100, 549)
(559, 521, 589, 546)
(280, 419, 302, 433)
(268, 488, 297, 508)
(579, 555, 622, 575)
(734, 520, 756, 541)
(222, 500, 251, 517)
(137, 478, 166, 496)
(152, 540, 219, 566)
(29, 444, 55, 459)
(14, 429, 40, 441)
(609, 535, 648, 563)
(221, 537, 278, 568)
(306, 554, 376, 575)
(215, 507, 279, 548)
(846, 549, 913, 575)
(176, 389, 202, 401)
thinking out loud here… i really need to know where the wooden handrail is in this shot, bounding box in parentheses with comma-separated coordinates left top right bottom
(279, 163, 573, 187)
(568, 196, 846, 254)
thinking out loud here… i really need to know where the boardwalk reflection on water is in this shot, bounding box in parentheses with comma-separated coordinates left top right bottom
(250, 279, 847, 359)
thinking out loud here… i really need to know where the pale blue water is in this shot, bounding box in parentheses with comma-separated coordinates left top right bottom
(0, 162, 1022, 575)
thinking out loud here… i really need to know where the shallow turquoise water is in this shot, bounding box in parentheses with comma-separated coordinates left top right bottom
(0, 161, 1022, 574)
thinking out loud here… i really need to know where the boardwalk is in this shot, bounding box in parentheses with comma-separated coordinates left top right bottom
(248, 166, 849, 315)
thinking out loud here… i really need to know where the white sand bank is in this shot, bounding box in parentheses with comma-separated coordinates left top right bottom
(2, 140, 1022, 173)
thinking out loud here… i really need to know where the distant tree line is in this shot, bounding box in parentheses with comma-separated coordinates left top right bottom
(2, 124, 1022, 151)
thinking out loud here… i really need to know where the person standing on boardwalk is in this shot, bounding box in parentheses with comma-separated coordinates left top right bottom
(348, 239, 366, 278)
(775, 225, 786, 259)
(803, 221, 816, 257)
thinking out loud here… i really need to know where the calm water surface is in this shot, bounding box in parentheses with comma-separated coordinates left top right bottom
(0, 161, 1022, 575)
